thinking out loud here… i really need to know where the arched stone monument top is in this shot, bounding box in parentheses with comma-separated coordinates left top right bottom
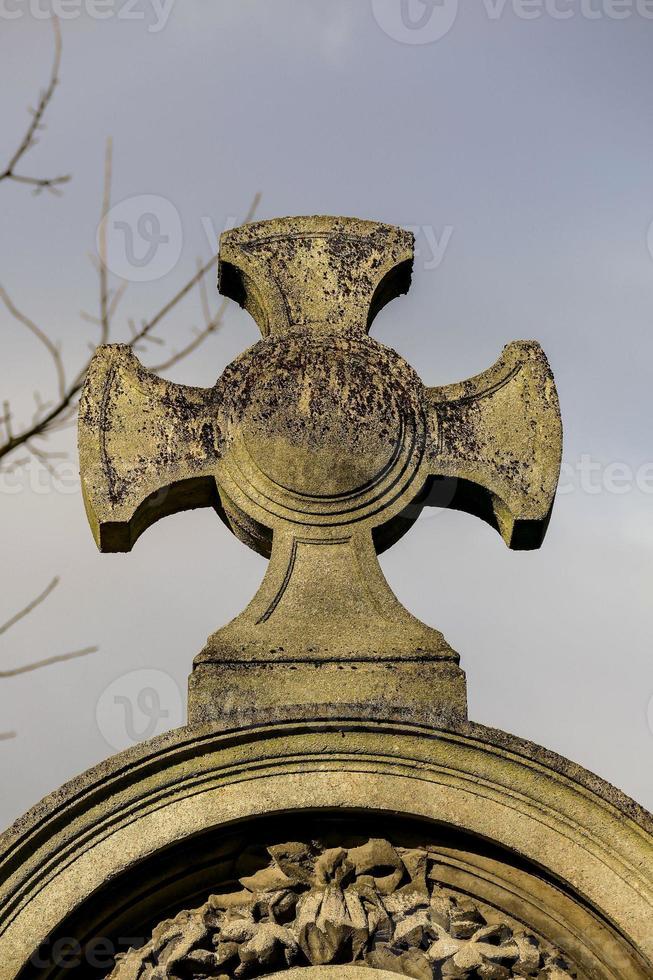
(0, 717, 651, 979)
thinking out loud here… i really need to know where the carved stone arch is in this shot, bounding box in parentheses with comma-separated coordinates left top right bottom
(1, 719, 651, 980)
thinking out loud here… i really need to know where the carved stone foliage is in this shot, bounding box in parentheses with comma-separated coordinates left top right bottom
(108, 839, 575, 979)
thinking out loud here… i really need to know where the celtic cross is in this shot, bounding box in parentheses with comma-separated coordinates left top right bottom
(79, 216, 562, 724)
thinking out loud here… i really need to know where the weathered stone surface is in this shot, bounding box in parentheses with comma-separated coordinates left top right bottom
(269, 971, 404, 978)
(106, 838, 575, 979)
(1, 719, 651, 979)
(78, 216, 562, 725)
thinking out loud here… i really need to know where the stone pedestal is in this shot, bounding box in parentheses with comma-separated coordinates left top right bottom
(188, 658, 468, 728)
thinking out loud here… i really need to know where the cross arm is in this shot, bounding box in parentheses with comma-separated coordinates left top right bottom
(424, 342, 562, 549)
(78, 345, 222, 552)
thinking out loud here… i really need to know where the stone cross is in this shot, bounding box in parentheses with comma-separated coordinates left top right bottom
(79, 216, 562, 725)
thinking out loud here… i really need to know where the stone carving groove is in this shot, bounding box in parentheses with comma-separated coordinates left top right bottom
(108, 839, 575, 979)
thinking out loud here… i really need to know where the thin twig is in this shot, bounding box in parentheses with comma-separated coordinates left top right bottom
(0, 285, 66, 399)
(107, 281, 127, 325)
(1, 401, 12, 442)
(131, 192, 261, 348)
(148, 295, 229, 373)
(98, 138, 112, 343)
(0, 574, 97, 706)
(197, 256, 212, 327)
(0, 577, 59, 639)
(0, 732, 16, 741)
(0, 646, 98, 678)
(27, 441, 65, 479)
(0, 18, 70, 193)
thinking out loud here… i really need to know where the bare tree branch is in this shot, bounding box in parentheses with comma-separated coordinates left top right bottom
(0, 285, 66, 400)
(0, 23, 260, 474)
(98, 138, 112, 343)
(0, 22, 261, 743)
(0, 18, 70, 194)
(130, 192, 261, 350)
(0, 572, 96, 729)
(0, 646, 98, 678)
(148, 295, 230, 374)
(0, 183, 260, 470)
(1, 572, 96, 685)
(0, 576, 59, 638)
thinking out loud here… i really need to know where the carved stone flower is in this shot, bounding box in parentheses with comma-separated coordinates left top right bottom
(108, 839, 575, 979)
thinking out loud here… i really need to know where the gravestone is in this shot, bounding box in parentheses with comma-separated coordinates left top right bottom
(0, 217, 651, 980)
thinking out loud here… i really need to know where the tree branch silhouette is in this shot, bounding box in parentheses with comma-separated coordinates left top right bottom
(0, 135, 260, 469)
(0, 577, 99, 739)
(0, 21, 260, 728)
(0, 18, 70, 194)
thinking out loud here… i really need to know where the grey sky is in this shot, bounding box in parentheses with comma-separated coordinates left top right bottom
(1, 1, 652, 828)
